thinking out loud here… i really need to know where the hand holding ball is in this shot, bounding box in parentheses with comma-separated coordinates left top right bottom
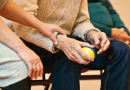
(81, 46, 96, 61)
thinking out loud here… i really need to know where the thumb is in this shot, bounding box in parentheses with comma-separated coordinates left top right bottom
(120, 28, 124, 33)
(55, 28, 66, 36)
(124, 40, 130, 45)
(50, 35, 58, 45)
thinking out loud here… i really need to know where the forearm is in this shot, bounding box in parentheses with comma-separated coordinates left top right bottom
(72, 0, 100, 41)
(0, 17, 27, 53)
(13, 22, 55, 53)
(0, 0, 43, 32)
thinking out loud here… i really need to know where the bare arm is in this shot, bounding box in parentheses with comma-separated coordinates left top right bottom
(0, 0, 65, 45)
(0, 0, 41, 32)
(0, 17, 26, 52)
(0, 17, 43, 79)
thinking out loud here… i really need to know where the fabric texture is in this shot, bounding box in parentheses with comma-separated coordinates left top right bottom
(0, 42, 29, 87)
(11, 0, 100, 53)
(22, 38, 130, 90)
(0, 0, 8, 10)
(88, 0, 129, 37)
(2, 77, 31, 90)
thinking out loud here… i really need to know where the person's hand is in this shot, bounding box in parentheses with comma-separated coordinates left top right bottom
(120, 28, 130, 44)
(38, 23, 66, 45)
(55, 35, 95, 65)
(86, 31, 110, 54)
(111, 28, 130, 45)
(16, 45, 43, 80)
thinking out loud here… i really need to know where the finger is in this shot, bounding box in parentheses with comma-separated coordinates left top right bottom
(120, 28, 124, 33)
(78, 47, 94, 62)
(124, 40, 130, 45)
(100, 33, 108, 48)
(97, 40, 110, 54)
(55, 28, 66, 36)
(122, 35, 130, 41)
(31, 64, 37, 80)
(74, 51, 90, 65)
(79, 41, 94, 48)
(63, 48, 76, 62)
(40, 63, 43, 78)
(67, 48, 90, 64)
(90, 35, 100, 48)
(66, 46, 92, 64)
(49, 35, 58, 45)
(28, 63, 33, 78)
(35, 64, 41, 79)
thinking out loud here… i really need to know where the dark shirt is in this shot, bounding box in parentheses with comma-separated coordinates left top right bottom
(88, 0, 129, 37)
(88, 0, 100, 2)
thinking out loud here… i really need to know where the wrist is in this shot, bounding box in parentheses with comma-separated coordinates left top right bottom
(34, 21, 45, 31)
(84, 29, 99, 42)
(14, 43, 27, 53)
(55, 35, 66, 49)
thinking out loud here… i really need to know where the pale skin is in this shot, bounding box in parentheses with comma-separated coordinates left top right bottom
(0, 0, 66, 79)
(56, 31, 110, 65)
(111, 28, 130, 45)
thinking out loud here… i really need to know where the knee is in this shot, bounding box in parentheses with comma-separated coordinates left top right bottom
(110, 40, 129, 54)
(108, 40, 130, 63)
(53, 57, 81, 75)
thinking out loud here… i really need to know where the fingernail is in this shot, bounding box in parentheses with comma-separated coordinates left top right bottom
(55, 42, 58, 45)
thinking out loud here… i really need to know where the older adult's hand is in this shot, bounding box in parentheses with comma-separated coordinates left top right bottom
(111, 28, 130, 45)
(86, 31, 110, 54)
(55, 35, 95, 65)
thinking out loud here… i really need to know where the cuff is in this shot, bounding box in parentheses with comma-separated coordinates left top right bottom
(84, 29, 99, 42)
(52, 32, 63, 53)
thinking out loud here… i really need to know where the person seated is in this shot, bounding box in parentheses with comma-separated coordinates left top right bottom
(6, 0, 130, 90)
(88, 0, 130, 45)
(0, 0, 65, 90)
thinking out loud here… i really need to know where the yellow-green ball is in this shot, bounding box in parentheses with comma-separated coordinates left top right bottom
(81, 47, 95, 60)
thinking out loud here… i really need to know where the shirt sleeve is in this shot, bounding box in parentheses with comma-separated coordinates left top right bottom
(12, 0, 56, 53)
(0, 0, 8, 10)
(105, 0, 129, 35)
(71, 0, 100, 41)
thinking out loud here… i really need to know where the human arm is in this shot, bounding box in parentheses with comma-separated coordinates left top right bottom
(12, 0, 65, 53)
(55, 0, 109, 65)
(90, 18, 130, 44)
(105, 0, 129, 35)
(0, 0, 65, 45)
(0, 17, 43, 79)
(104, 0, 130, 44)
(72, 0, 110, 54)
(111, 28, 130, 45)
(90, 21, 130, 44)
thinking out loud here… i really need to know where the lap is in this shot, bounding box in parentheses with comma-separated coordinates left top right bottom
(0, 42, 29, 87)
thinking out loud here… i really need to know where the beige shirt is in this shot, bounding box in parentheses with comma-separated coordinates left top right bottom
(12, 0, 100, 53)
(0, 0, 8, 10)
